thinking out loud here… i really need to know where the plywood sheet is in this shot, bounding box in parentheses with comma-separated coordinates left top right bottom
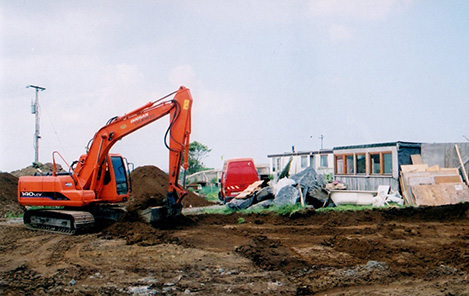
(399, 172, 415, 205)
(401, 164, 428, 173)
(427, 165, 440, 172)
(404, 171, 463, 186)
(434, 175, 462, 184)
(406, 175, 435, 186)
(439, 168, 460, 174)
(411, 154, 423, 165)
(235, 180, 263, 199)
(410, 183, 469, 206)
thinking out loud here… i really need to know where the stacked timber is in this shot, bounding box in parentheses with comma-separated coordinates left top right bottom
(399, 163, 469, 206)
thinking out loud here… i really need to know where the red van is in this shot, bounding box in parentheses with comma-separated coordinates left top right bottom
(219, 158, 259, 203)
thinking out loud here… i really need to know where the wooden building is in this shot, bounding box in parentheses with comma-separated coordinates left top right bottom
(333, 141, 469, 192)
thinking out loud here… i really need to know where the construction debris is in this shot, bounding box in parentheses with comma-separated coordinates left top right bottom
(227, 167, 331, 210)
(227, 153, 469, 210)
(273, 185, 301, 207)
(399, 163, 469, 206)
(372, 186, 404, 207)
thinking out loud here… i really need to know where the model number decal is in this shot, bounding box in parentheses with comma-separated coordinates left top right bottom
(21, 192, 43, 197)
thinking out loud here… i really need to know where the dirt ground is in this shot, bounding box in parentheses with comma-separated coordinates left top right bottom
(2, 165, 468, 295)
(0, 203, 468, 295)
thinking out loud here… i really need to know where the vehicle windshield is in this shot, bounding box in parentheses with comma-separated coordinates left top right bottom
(111, 156, 129, 195)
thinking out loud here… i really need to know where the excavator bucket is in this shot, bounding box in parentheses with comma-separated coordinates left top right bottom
(140, 192, 183, 226)
(140, 205, 183, 226)
(140, 206, 167, 225)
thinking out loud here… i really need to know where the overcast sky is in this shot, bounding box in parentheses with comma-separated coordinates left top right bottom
(1, 0, 468, 173)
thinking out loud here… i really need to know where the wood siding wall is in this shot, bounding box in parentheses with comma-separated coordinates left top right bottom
(335, 175, 400, 192)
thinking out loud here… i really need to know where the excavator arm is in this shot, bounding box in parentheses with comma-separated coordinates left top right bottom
(73, 86, 192, 206)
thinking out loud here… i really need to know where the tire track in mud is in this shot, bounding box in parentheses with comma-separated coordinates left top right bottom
(62, 237, 101, 270)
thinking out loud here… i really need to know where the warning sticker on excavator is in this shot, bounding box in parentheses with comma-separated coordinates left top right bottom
(183, 100, 190, 110)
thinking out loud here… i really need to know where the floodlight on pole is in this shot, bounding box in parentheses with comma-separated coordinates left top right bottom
(26, 85, 46, 163)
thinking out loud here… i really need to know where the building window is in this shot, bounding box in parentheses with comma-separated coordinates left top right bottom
(320, 155, 328, 167)
(272, 157, 281, 172)
(346, 155, 354, 174)
(369, 152, 392, 175)
(335, 155, 344, 174)
(336, 154, 353, 175)
(383, 152, 392, 174)
(336, 151, 392, 175)
(356, 154, 366, 174)
(301, 156, 308, 168)
(370, 153, 381, 174)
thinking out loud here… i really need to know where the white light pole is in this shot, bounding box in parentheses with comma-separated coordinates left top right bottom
(310, 134, 325, 150)
(27, 85, 46, 163)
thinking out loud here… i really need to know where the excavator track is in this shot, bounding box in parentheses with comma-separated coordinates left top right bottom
(24, 209, 95, 235)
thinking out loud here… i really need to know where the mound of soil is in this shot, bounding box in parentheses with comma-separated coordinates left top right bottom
(0, 173, 22, 218)
(125, 165, 213, 214)
(10, 163, 63, 177)
(98, 220, 177, 246)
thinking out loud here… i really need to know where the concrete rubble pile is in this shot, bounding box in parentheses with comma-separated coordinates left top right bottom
(227, 167, 333, 210)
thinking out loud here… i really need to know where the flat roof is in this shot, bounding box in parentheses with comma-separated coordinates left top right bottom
(333, 141, 421, 150)
(267, 149, 333, 158)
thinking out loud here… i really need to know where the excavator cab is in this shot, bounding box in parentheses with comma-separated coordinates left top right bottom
(98, 154, 132, 203)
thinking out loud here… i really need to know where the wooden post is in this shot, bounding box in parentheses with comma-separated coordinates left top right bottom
(455, 144, 469, 186)
(298, 184, 305, 207)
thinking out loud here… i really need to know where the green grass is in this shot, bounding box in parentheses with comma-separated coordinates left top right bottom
(317, 202, 406, 213)
(201, 186, 220, 203)
(189, 186, 220, 203)
(5, 212, 23, 219)
(4, 206, 66, 219)
(202, 206, 234, 215)
(201, 202, 307, 216)
(242, 203, 306, 216)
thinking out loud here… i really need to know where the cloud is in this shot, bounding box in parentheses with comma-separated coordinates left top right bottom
(329, 24, 354, 41)
(307, 0, 415, 42)
(169, 65, 197, 89)
(309, 0, 414, 21)
(167, 65, 239, 119)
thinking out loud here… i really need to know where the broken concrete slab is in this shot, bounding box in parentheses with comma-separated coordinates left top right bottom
(291, 167, 318, 189)
(272, 178, 296, 196)
(248, 199, 273, 210)
(227, 195, 255, 210)
(273, 186, 300, 207)
(254, 186, 274, 203)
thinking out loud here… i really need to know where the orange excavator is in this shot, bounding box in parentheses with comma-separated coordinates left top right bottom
(18, 86, 193, 234)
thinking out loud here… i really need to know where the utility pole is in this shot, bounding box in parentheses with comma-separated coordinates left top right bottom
(27, 85, 46, 163)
